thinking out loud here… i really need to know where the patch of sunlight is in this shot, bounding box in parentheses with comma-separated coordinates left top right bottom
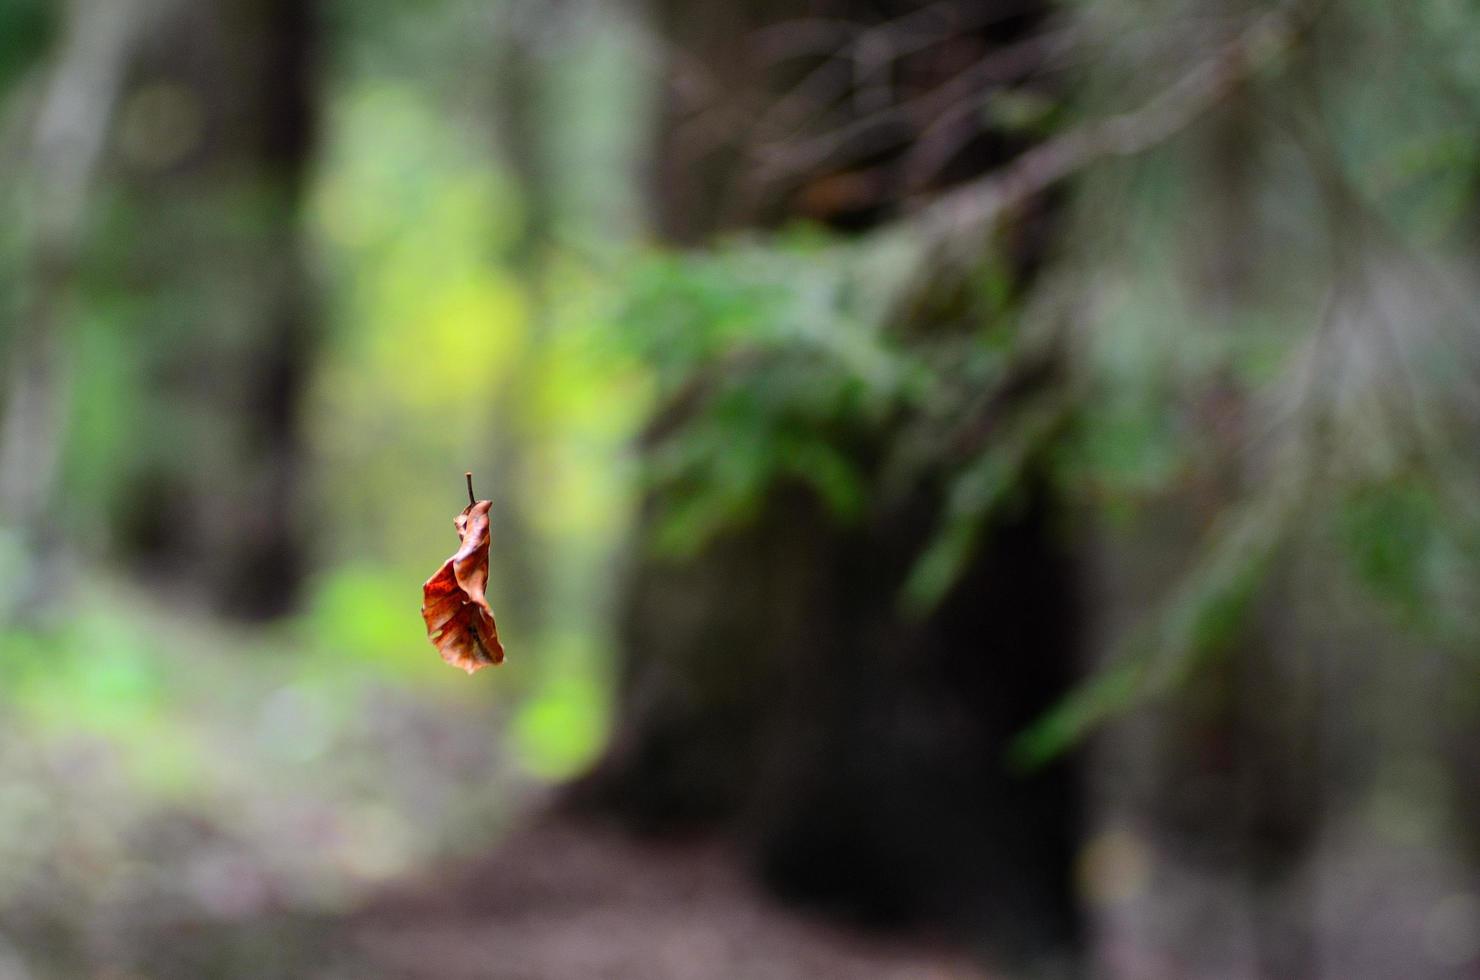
(0, 609, 211, 799)
(521, 299, 653, 542)
(510, 633, 609, 781)
(524, 438, 630, 541)
(304, 563, 429, 676)
(308, 76, 532, 574)
(369, 269, 526, 414)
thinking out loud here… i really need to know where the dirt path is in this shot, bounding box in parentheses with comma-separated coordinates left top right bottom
(334, 811, 996, 980)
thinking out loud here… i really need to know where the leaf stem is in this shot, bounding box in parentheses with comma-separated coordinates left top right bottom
(465, 471, 476, 507)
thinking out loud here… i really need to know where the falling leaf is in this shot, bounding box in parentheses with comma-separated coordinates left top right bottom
(421, 474, 505, 673)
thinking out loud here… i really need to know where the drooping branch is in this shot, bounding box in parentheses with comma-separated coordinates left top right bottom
(750, 26, 1078, 186)
(907, 0, 1319, 256)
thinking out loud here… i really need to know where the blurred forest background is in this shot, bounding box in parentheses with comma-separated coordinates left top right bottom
(3, 0, 1480, 977)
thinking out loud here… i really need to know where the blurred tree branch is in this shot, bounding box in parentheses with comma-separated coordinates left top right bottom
(907, 0, 1321, 260)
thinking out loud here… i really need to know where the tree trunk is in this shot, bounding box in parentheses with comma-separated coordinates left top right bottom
(0, 0, 150, 619)
(572, 0, 1084, 962)
(107, 0, 320, 618)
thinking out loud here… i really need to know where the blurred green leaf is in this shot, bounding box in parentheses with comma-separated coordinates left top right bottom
(0, 0, 52, 91)
(1011, 478, 1299, 769)
(1338, 477, 1439, 625)
(510, 634, 609, 780)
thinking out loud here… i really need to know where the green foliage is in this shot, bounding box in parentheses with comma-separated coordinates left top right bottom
(1012, 480, 1296, 769)
(614, 237, 928, 556)
(0, 0, 51, 91)
(901, 391, 1071, 614)
(305, 565, 429, 676)
(981, 89, 1062, 137)
(1338, 478, 1438, 623)
(615, 0, 1480, 758)
(510, 631, 610, 780)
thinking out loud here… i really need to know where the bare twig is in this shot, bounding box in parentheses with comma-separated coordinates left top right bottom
(752, 25, 1077, 184)
(909, 1, 1315, 255)
(749, 0, 1041, 138)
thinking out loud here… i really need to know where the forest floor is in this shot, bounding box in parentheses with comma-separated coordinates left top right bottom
(330, 808, 996, 980)
(0, 583, 996, 979)
(9, 584, 1470, 977)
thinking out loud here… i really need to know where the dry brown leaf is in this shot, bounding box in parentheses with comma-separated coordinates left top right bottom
(421, 477, 504, 673)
